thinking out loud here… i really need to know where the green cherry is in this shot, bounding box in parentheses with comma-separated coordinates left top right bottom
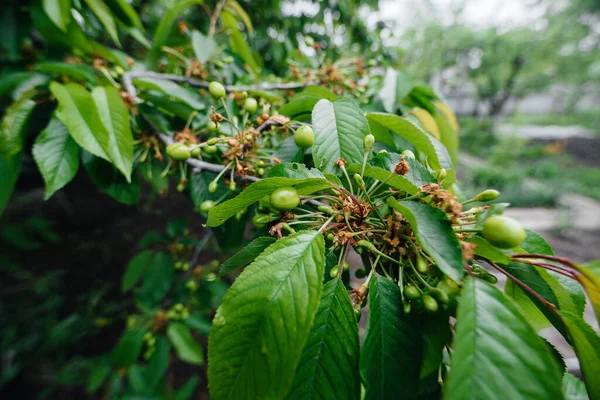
(244, 98, 258, 113)
(209, 81, 226, 99)
(270, 187, 300, 211)
(293, 125, 315, 149)
(482, 216, 526, 249)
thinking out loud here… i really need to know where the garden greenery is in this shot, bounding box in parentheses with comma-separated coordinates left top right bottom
(1, 1, 599, 399)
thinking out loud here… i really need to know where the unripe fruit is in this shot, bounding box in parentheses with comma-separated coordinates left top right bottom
(353, 173, 365, 188)
(363, 134, 375, 150)
(416, 255, 429, 274)
(207, 121, 218, 132)
(294, 126, 315, 149)
(257, 160, 265, 167)
(257, 168, 265, 176)
(166, 143, 191, 161)
(244, 98, 258, 113)
(253, 214, 270, 227)
(200, 200, 215, 212)
(229, 181, 236, 191)
(436, 168, 447, 181)
(475, 189, 500, 202)
(191, 146, 201, 157)
(422, 295, 439, 312)
(207, 137, 218, 145)
(203, 145, 218, 154)
(329, 265, 340, 278)
(402, 150, 415, 159)
(404, 285, 421, 300)
(355, 268, 367, 278)
(342, 261, 350, 271)
(482, 216, 526, 249)
(270, 187, 300, 211)
(177, 183, 185, 192)
(430, 288, 450, 304)
(208, 181, 218, 193)
(209, 81, 226, 99)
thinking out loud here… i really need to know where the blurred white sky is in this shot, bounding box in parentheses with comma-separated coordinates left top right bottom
(374, 0, 557, 31)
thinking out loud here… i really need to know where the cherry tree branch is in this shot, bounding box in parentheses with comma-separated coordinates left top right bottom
(123, 71, 317, 102)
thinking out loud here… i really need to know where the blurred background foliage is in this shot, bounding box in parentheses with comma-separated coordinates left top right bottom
(1, 0, 599, 397)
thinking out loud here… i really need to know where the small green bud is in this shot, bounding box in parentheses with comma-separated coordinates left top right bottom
(207, 121, 218, 132)
(329, 265, 340, 278)
(257, 160, 265, 167)
(147, 337, 156, 347)
(404, 285, 421, 300)
(475, 189, 500, 202)
(257, 168, 265, 176)
(326, 233, 335, 241)
(209, 81, 226, 99)
(181, 309, 190, 320)
(245, 134, 254, 141)
(353, 173, 365, 188)
(182, 262, 190, 271)
(174, 303, 184, 312)
(244, 98, 258, 113)
(422, 295, 439, 312)
(207, 137, 218, 145)
(253, 214, 271, 226)
(229, 181, 237, 191)
(203, 145, 218, 154)
(401, 149, 415, 159)
(363, 134, 375, 150)
(177, 183, 185, 192)
(430, 288, 450, 304)
(190, 146, 201, 157)
(403, 301, 412, 314)
(143, 332, 153, 341)
(416, 254, 429, 274)
(200, 200, 215, 213)
(241, 91, 248, 99)
(205, 272, 217, 281)
(436, 168, 447, 181)
(318, 205, 335, 215)
(357, 240, 374, 251)
(304, 36, 315, 47)
(208, 181, 218, 193)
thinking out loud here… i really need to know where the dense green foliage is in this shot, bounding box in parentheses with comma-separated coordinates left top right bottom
(1, 1, 599, 399)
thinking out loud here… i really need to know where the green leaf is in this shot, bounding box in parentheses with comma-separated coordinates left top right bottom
(267, 162, 326, 179)
(91, 86, 133, 181)
(219, 237, 276, 276)
(445, 277, 563, 399)
(1, 94, 36, 157)
(134, 78, 205, 111)
(113, 329, 146, 367)
(279, 86, 338, 119)
(145, 336, 170, 389)
(432, 109, 458, 164)
(562, 373, 589, 400)
(502, 261, 571, 339)
(387, 199, 464, 282)
(83, 0, 121, 47)
(311, 98, 369, 174)
(105, 0, 144, 30)
(148, 0, 204, 68)
(185, 312, 212, 335)
(221, 10, 260, 74)
(366, 112, 453, 170)
(206, 177, 332, 227)
(561, 311, 600, 399)
(140, 251, 173, 304)
(42, 0, 71, 32)
(286, 279, 360, 400)
(379, 68, 413, 113)
(347, 156, 435, 195)
(36, 62, 96, 86)
(50, 82, 113, 161)
(504, 280, 551, 331)
(466, 236, 511, 264)
(520, 229, 555, 255)
(192, 30, 218, 64)
(81, 151, 139, 205)
(419, 312, 451, 378)
(0, 94, 36, 215)
(224, 0, 253, 35)
(139, 92, 196, 121)
(32, 117, 80, 200)
(361, 274, 422, 399)
(571, 261, 600, 332)
(122, 250, 153, 292)
(208, 231, 325, 400)
(167, 323, 204, 365)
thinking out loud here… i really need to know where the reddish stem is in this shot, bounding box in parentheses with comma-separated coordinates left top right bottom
(512, 254, 579, 270)
(486, 260, 557, 311)
(517, 260, 578, 279)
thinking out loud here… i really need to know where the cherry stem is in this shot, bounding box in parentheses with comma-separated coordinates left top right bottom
(486, 259, 557, 311)
(517, 259, 578, 279)
(511, 254, 580, 271)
